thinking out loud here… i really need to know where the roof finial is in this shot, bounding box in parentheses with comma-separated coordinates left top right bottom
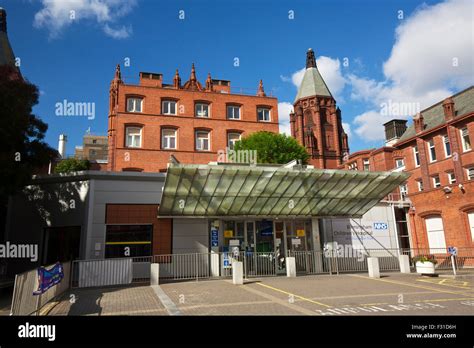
(114, 64, 121, 80)
(190, 63, 196, 82)
(174, 69, 181, 89)
(257, 79, 266, 97)
(306, 48, 316, 69)
(205, 72, 213, 91)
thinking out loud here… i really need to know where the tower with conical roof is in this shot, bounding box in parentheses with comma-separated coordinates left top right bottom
(0, 7, 21, 79)
(290, 48, 348, 168)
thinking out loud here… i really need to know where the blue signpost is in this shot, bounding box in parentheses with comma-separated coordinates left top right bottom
(448, 246, 458, 275)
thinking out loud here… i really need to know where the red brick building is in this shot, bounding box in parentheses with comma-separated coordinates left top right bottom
(290, 49, 349, 169)
(107, 64, 279, 172)
(341, 86, 474, 251)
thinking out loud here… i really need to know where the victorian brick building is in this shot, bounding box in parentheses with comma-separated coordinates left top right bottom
(107, 63, 279, 172)
(341, 86, 474, 251)
(290, 49, 349, 169)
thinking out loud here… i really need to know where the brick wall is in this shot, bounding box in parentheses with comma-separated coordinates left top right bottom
(105, 204, 172, 255)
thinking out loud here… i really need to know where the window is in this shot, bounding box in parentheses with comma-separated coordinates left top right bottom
(428, 139, 436, 162)
(425, 216, 447, 253)
(227, 132, 241, 150)
(443, 135, 451, 157)
(432, 175, 441, 188)
(395, 158, 405, 169)
(348, 162, 358, 170)
(468, 212, 474, 241)
(227, 105, 241, 120)
(467, 167, 474, 181)
(125, 127, 142, 148)
(399, 184, 408, 198)
(417, 180, 424, 192)
(413, 146, 420, 167)
(363, 159, 370, 171)
(162, 100, 177, 115)
(257, 107, 271, 122)
(195, 103, 209, 118)
(126, 98, 142, 112)
(448, 172, 456, 184)
(161, 129, 177, 150)
(461, 127, 471, 152)
(195, 130, 210, 151)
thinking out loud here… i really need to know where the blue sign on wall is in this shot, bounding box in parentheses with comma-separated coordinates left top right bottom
(373, 222, 388, 230)
(211, 227, 219, 247)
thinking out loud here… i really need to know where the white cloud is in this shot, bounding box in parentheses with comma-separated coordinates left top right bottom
(281, 56, 347, 101)
(342, 122, 352, 138)
(278, 102, 294, 135)
(350, 0, 473, 141)
(34, 0, 137, 39)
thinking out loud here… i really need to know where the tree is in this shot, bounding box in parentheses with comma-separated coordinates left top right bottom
(233, 131, 310, 164)
(54, 158, 91, 173)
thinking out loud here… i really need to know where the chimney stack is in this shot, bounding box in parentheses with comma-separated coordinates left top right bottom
(413, 113, 424, 134)
(383, 119, 407, 146)
(58, 134, 67, 158)
(0, 8, 6, 33)
(442, 97, 455, 121)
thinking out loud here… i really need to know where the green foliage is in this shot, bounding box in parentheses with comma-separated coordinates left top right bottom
(412, 255, 438, 265)
(54, 158, 91, 173)
(233, 131, 310, 164)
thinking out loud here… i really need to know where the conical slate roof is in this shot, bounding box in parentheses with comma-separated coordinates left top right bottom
(0, 8, 16, 68)
(294, 49, 332, 103)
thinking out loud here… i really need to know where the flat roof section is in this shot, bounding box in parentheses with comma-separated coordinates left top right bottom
(158, 163, 410, 218)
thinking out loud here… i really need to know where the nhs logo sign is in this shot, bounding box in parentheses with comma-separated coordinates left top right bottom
(373, 222, 388, 230)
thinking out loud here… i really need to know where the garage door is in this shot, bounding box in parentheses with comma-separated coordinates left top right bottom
(425, 216, 446, 253)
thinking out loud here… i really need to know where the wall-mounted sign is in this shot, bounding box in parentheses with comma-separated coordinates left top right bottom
(229, 239, 240, 246)
(291, 238, 301, 246)
(296, 229, 305, 237)
(224, 230, 233, 238)
(211, 226, 219, 247)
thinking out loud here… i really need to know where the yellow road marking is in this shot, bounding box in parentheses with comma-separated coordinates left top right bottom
(256, 282, 332, 308)
(416, 278, 472, 290)
(349, 274, 474, 298)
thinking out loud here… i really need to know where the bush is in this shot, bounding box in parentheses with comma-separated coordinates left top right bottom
(54, 158, 91, 174)
(412, 255, 438, 265)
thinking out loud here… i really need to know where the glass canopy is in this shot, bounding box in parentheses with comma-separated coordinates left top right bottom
(158, 163, 410, 218)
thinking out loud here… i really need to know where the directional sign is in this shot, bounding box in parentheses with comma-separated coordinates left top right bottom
(448, 246, 458, 256)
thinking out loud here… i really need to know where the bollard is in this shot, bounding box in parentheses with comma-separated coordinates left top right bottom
(150, 263, 160, 285)
(232, 261, 243, 285)
(286, 257, 296, 278)
(367, 257, 380, 278)
(399, 254, 411, 274)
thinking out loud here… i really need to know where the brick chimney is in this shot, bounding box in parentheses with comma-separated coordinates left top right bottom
(413, 112, 424, 134)
(442, 97, 455, 121)
(0, 8, 6, 33)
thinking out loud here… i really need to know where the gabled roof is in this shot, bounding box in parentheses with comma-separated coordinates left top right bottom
(294, 67, 332, 103)
(397, 86, 474, 142)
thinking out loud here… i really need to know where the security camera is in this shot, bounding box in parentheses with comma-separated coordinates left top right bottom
(443, 186, 452, 193)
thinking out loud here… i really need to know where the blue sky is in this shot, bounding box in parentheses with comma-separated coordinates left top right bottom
(2, 0, 473, 155)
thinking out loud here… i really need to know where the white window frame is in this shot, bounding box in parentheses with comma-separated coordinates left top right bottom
(432, 175, 441, 188)
(348, 162, 358, 170)
(195, 103, 210, 118)
(395, 158, 405, 169)
(227, 132, 241, 150)
(125, 127, 142, 148)
(363, 159, 370, 171)
(413, 146, 420, 167)
(399, 184, 408, 198)
(257, 107, 271, 122)
(195, 130, 210, 151)
(162, 100, 177, 115)
(227, 105, 241, 120)
(126, 98, 143, 113)
(417, 180, 423, 192)
(448, 172, 456, 184)
(425, 216, 447, 253)
(461, 127, 471, 152)
(428, 139, 436, 162)
(468, 212, 474, 241)
(443, 135, 451, 158)
(161, 128, 177, 150)
(467, 167, 474, 181)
